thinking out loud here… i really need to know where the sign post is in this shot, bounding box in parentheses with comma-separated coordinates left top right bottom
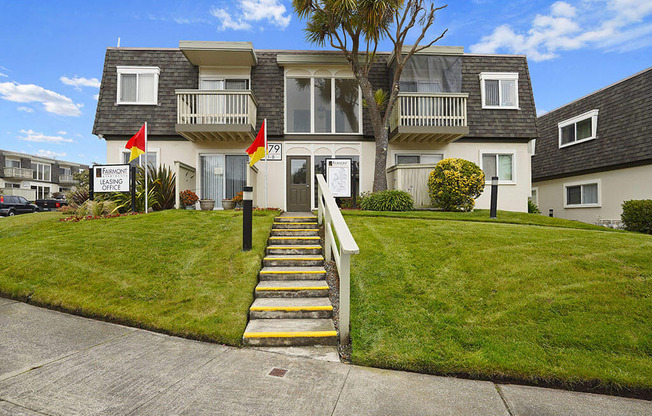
(91, 164, 135, 211)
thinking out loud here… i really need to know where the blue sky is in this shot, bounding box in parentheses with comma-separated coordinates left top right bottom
(0, 0, 650, 165)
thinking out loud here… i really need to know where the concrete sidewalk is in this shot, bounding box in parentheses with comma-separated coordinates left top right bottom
(0, 298, 649, 416)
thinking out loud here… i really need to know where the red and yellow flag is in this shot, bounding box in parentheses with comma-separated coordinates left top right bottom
(125, 124, 146, 162)
(246, 120, 266, 167)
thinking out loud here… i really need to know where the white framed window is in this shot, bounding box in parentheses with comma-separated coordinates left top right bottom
(479, 72, 519, 110)
(285, 76, 362, 134)
(121, 149, 159, 169)
(116, 66, 160, 105)
(4, 182, 20, 189)
(5, 158, 20, 168)
(529, 187, 538, 205)
(33, 162, 51, 181)
(480, 152, 515, 184)
(564, 180, 600, 208)
(395, 153, 444, 165)
(61, 166, 72, 176)
(558, 109, 599, 148)
(31, 185, 51, 199)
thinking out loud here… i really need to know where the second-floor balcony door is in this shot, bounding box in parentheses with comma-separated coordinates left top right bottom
(200, 79, 226, 124)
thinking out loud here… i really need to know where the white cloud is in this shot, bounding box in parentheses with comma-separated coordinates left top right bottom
(35, 150, 67, 159)
(57, 131, 67, 135)
(60, 76, 101, 91)
(0, 72, 7, 78)
(0, 82, 83, 116)
(17, 106, 34, 113)
(211, 0, 291, 31)
(18, 129, 74, 144)
(93, 93, 99, 100)
(211, 8, 252, 30)
(470, 0, 652, 61)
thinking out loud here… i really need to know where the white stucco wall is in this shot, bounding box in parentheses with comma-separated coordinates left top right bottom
(107, 138, 530, 212)
(533, 164, 652, 224)
(388, 141, 531, 212)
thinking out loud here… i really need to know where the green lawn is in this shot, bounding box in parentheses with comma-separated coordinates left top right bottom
(0, 210, 277, 345)
(343, 208, 614, 231)
(344, 211, 652, 393)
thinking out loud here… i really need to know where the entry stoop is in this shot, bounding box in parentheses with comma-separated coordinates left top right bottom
(243, 212, 337, 347)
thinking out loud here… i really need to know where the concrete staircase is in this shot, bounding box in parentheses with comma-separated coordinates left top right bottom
(243, 212, 337, 347)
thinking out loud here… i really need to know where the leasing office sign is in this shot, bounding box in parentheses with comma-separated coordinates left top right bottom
(93, 164, 130, 192)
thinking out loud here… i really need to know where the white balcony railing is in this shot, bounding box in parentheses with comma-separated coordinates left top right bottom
(59, 174, 74, 184)
(390, 92, 468, 130)
(3, 167, 33, 180)
(176, 90, 258, 126)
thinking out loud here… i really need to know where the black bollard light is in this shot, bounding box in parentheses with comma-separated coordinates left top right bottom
(243, 186, 253, 251)
(489, 176, 498, 219)
(549, 209, 554, 217)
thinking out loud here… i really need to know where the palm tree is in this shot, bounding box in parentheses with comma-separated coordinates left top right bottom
(293, 0, 447, 191)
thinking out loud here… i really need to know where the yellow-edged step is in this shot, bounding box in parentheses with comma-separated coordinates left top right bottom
(264, 257, 324, 261)
(256, 286, 329, 291)
(250, 305, 333, 311)
(244, 331, 337, 338)
(260, 270, 325, 274)
(269, 236, 320, 239)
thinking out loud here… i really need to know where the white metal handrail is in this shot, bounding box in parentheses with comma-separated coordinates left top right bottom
(316, 174, 359, 344)
(176, 90, 258, 126)
(390, 92, 468, 130)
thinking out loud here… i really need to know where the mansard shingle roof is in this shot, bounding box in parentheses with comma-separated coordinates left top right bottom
(532, 67, 652, 181)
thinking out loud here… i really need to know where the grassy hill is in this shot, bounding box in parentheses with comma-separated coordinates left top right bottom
(344, 211, 651, 394)
(0, 210, 277, 345)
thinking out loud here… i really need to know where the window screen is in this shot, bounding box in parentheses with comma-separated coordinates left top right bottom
(484, 80, 499, 106)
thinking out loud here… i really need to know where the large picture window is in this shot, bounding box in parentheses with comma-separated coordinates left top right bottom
(32, 162, 51, 181)
(286, 77, 361, 134)
(481, 153, 514, 183)
(122, 150, 158, 169)
(479, 72, 519, 109)
(558, 110, 599, 148)
(116, 66, 160, 105)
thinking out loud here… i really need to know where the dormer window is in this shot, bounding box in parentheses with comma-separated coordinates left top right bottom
(479, 72, 519, 109)
(116, 66, 160, 105)
(558, 109, 599, 148)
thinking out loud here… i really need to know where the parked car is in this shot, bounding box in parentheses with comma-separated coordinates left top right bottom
(0, 195, 39, 216)
(35, 198, 68, 212)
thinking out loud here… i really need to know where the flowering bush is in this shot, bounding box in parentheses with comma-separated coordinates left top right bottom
(59, 212, 142, 222)
(180, 189, 199, 206)
(232, 191, 244, 206)
(428, 158, 485, 212)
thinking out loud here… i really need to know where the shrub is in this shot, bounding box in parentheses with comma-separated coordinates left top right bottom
(76, 200, 117, 217)
(180, 190, 199, 207)
(528, 199, 541, 214)
(360, 190, 413, 211)
(66, 187, 89, 207)
(232, 191, 244, 207)
(110, 165, 176, 213)
(427, 158, 485, 211)
(621, 199, 652, 234)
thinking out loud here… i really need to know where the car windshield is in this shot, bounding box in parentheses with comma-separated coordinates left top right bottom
(17, 197, 27, 203)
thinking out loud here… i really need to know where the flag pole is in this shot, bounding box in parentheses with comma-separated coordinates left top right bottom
(144, 121, 148, 213)
(264, 118, 268, 208)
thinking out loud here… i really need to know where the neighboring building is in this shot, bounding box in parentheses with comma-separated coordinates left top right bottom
(532, 67, 652, 227)
(93, 41, 537, 211)
(0, 150, 88, 201)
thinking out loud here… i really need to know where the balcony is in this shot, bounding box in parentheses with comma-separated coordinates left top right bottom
(389, 93, 469, 143)
(59, 174, 74, 184)
(3, 167, 33, 180)
(175, 90, 258, 142)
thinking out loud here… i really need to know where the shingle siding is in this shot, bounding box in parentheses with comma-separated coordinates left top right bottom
(93, 48, 537, 142)
(92, 49, 198, 137)
(462, 55, 537, 139)
(532, 68, 652, 181)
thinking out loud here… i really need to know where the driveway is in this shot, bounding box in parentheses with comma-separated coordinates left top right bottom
(0, 298, 649, 416)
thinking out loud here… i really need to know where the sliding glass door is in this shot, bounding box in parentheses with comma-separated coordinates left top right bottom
(201, 154, 248, 208)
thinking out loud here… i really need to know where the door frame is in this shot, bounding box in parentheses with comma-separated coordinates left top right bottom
(286, 155, 312, 212)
